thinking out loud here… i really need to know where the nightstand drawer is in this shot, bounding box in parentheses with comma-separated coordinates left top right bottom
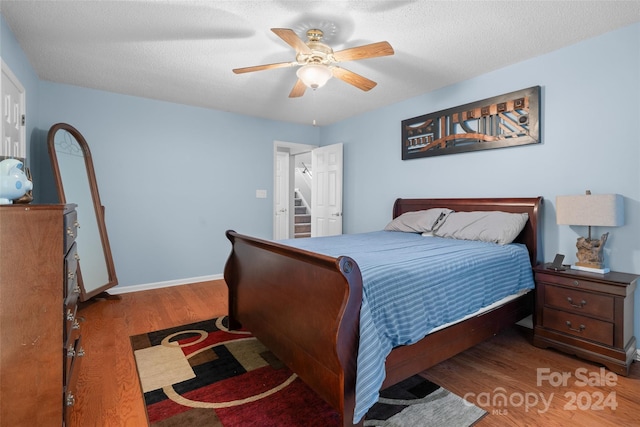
(542, 307, 613, 346)
(544, 285, 614, 321)
(536, 272, 623, 296)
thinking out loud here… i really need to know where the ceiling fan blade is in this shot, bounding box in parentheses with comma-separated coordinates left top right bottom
(333, 41, 394, 62)
(289, 79, 307, 98)
(271, 28, 312, 54)
(232, 61, 296, 74)
(331, 67, 377, 91)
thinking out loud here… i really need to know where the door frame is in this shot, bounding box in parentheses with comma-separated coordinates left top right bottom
(274, 150, 290, 239)
(273, 140, 318, 239)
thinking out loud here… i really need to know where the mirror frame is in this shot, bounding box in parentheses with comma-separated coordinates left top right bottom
(47, 122, 118, 301)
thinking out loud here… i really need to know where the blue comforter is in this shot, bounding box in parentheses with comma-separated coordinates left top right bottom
(280, 231, 535, 422)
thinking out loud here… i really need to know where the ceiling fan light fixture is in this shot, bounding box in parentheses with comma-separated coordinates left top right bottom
(296, 64, 332, 89)
(234, 28, 393, 97)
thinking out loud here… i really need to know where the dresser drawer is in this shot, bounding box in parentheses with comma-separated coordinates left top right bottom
(64, 335, 83, 427)
(64, 242, 79, 299)
(542, 307, 613, 346)
(63, 209, 78, 255)
(64, 300, 80, 350)
(544, 285, 614, 321)
(65, 335, 84, 390)
(64, 284, 80, 313)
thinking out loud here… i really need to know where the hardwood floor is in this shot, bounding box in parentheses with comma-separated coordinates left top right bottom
(69, 280, 228, 427)
(69, 280, 640, 426)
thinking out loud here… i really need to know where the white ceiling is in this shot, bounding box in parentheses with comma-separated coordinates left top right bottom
(2, 1, 639, 126)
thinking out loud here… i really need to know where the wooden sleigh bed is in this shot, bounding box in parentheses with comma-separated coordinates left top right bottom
(224, 197, 543, 426)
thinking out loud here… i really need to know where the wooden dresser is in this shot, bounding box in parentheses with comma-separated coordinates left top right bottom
(0, 204, 83, 426)
(533, 264, 637, 376)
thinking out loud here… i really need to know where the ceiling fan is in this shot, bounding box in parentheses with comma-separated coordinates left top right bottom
(232, 28, 394, 98)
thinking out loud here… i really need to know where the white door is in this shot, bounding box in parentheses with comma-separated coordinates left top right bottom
(274, 150, 289, 239)
(311, 143, 343, 237)
(1, 60, 26, 159)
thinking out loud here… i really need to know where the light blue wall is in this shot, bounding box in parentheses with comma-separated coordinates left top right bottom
(35, 83, 320, 286)
(2, 12, 640, 333)
(325, 23, 639, 273)
(1, 16, 318, 290)
(323, 23, 640, 334)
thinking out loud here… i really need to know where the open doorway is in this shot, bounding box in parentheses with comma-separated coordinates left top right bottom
(273, 141, 317, 240)
(273, 141, 343, 240)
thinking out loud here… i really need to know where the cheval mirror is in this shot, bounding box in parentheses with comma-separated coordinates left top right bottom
(48, 123, 118, 301)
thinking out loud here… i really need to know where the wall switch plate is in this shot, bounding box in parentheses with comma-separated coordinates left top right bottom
(256, 189, 267, 199)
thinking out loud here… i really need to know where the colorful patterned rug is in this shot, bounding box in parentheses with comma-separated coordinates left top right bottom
(131, 317, 486, 426)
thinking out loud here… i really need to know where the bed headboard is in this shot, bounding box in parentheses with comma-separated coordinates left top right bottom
(392, 197, 543, 266)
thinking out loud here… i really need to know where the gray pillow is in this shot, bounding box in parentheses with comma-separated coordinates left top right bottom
(433, 211, 528, 245)
(384, 208, 453, 233)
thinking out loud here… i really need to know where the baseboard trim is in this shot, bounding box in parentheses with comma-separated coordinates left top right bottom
(109, 274, 224, 295)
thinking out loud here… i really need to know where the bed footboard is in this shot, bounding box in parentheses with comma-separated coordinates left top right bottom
(224, 230, 363, 425)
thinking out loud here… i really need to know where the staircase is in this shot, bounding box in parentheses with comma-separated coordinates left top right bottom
(294, 190, 311, 238)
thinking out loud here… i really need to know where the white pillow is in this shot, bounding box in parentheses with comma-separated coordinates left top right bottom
(384, 208, 453, 233)
(433, 211, 528, 245)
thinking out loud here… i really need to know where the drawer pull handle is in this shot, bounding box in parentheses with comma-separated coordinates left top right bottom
(567, 297, 587, 309)
(572, 280, 580, 286)
(566, 321, 586, 333)
(66, 392, 75, 407)
(66, 309, 75, 322)
(78, 347, 86, 357)
(66, 226, 74, 239)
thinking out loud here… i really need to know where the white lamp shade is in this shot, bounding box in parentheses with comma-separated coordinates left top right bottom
(556, 193, 624, 226)
(296, 64, 332, 89)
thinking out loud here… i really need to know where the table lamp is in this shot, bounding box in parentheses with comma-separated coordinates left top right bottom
(556, 191, 624, 274)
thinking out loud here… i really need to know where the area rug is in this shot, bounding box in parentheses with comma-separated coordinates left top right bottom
(131, 317, 486, 426)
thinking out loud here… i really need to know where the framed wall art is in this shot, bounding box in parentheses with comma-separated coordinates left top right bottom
(401, 86, 541, 160)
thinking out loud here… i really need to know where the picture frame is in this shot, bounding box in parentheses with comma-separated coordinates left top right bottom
(401, 86, 541, 160)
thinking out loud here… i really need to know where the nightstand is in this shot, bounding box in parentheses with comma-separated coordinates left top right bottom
(533, 264, 638, 376)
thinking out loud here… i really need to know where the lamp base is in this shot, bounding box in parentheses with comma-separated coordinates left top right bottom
(570, 264, 610, 274)
(575, 233, 609, 271)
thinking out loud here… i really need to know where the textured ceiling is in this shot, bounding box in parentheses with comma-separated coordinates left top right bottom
(2, 1, 639, 125)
